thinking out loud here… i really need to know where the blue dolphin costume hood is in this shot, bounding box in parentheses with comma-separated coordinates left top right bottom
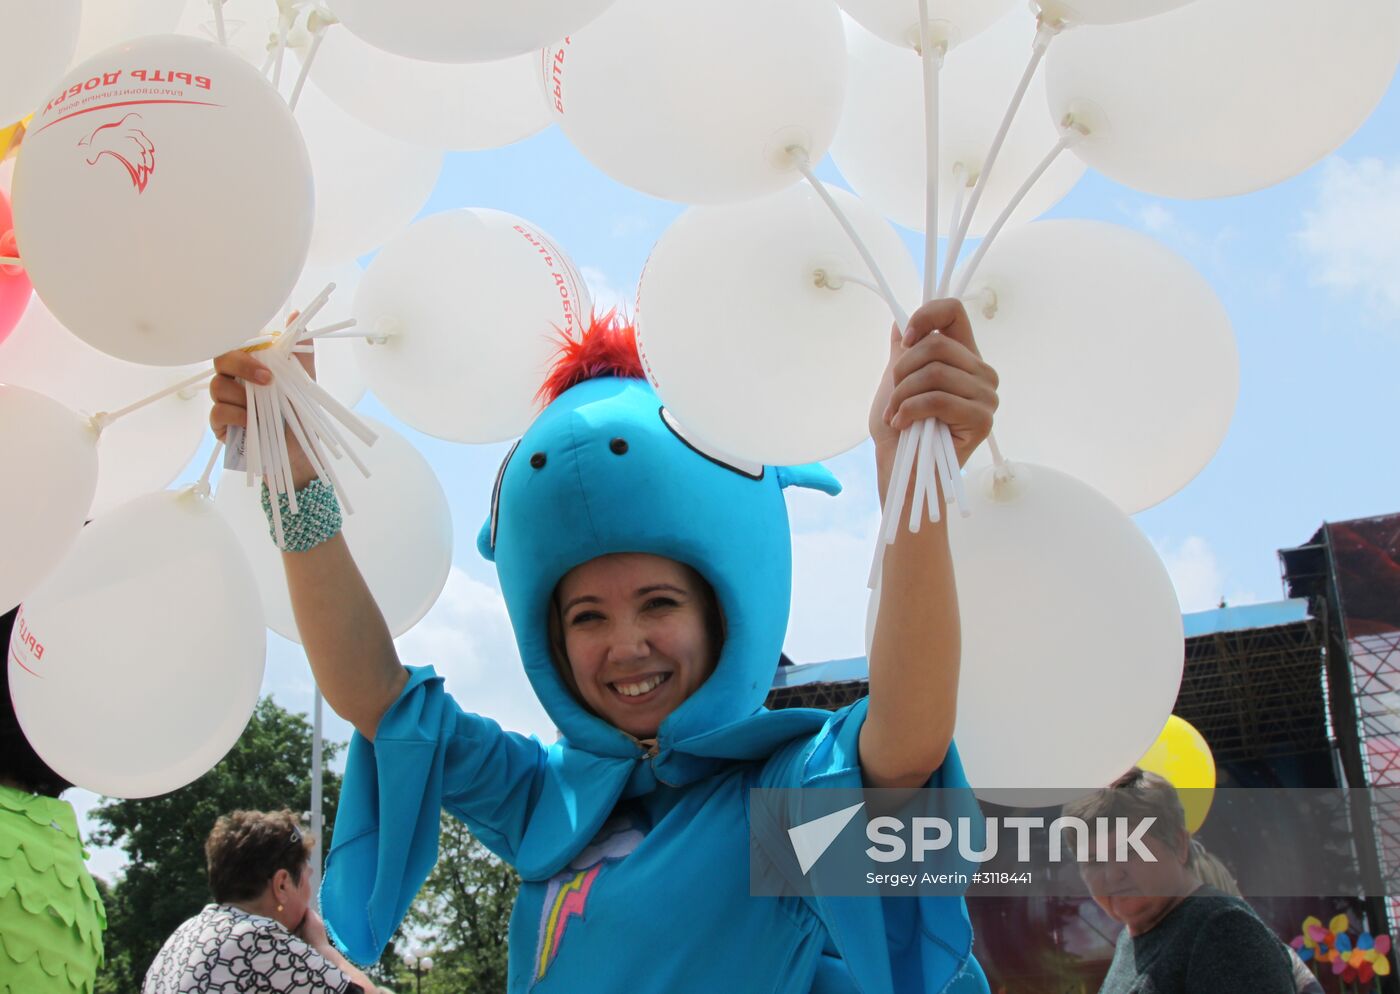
(478, 375, 842, 795)
(323, 359, 985, 993)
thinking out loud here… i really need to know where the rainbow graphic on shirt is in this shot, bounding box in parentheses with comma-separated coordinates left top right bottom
(531, 815, 646, 987)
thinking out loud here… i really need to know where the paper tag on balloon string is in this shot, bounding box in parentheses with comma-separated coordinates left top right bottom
(223, 425, 248, 473)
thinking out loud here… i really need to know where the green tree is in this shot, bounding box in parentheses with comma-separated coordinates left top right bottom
(403, 813, 520, 994)
(90, 696, 343, 991)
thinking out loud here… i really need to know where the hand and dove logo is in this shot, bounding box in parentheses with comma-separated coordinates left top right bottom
(78, 113, 155, 193)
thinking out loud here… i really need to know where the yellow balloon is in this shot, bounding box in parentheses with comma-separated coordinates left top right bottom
(1137, 714, 1216, 832)
(0, 115, 30, 164)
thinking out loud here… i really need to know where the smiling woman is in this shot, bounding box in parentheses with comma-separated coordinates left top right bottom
(549, 554, 724, 740)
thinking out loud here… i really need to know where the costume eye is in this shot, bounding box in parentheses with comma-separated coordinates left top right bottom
(488, 439, 521, 551)
(658, 407, 763, 481)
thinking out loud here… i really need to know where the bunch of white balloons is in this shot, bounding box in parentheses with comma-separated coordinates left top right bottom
(0, 0, 1396, 803)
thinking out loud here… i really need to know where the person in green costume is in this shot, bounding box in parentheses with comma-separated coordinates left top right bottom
(0, 605, 107, 994)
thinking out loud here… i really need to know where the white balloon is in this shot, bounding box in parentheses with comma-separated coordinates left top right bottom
(290, 265, 367, 410)
(293, 80, 441, 266)
(73, 0, 188, 65)
(215, 418, 452, 641)
(354, 210, 592, 443)
(838, 0, 1014, 49)
(545, 0, 848, 204)
(1045, 0, 1400, 198)
(0, 296, 208, 517)
(635, 183, 917, 465)
(1035, 0, 1199, 26)
(833, 11, 1085, 235)
(328, 0, 618, 63)
(0, 0, 80, 125)
(11, 35, 314, 365)
(304, 27, 550, 151)
(9, 489, 266, 798)
(946, 462, 1183, 802)
(0, 385, 97, 613)
(958, 221, 1237, 513)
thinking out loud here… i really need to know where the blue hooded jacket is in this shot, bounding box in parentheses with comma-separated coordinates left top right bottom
(321, 375, 986, 993)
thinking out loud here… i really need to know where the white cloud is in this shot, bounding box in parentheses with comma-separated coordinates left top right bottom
(1117, 199, 1238, 275)
(1152, 535, 1261, 614)
(609, 214, 650, 239)
(1298, 156, 1400, 320)
(1136, 202, 1175, 233)
(581, 265, 630, 318)
(394, 567, 555, 739)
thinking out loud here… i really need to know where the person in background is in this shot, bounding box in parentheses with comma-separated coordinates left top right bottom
(1190, 841, 1325, 994)
(1064, 767, 1295, 993)
(143, 809, 379, 994)
(0, 604, 107, 994)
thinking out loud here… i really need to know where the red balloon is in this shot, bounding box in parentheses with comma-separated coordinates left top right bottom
(0, 189, 32, 346)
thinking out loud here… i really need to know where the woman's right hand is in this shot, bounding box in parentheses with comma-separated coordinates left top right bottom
(294, 905, 331, 950)
(209, 345, 318, 490)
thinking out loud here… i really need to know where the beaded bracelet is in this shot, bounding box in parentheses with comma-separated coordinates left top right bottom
(260, 478, 343, 552)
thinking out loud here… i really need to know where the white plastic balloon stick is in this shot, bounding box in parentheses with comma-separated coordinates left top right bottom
(953, 134, 1076, 299)
(792, 156, 909, 329)
(289, 12, 337, 112)
(919, 0, 942, 305)
(792, 153, 957, 578)
(271, 5, 291, 87)
(226, 283, 379, 546)
(909, 413, 939, 531)
(0, 256, 19, 267)
(909, 162, 968, 520)
(938, 19, 1059, 294)
(939, 134, 1080, 479)
(90, 370, 216, 431)
(210, 0, 227, 45)
(194, 440, 226, 496)
(305, 326, 361, 340)
(875, 1, 973, 592)
(909, 4, 946, 534)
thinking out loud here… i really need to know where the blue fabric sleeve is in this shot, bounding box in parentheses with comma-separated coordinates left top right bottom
(755, 698, 986, 994)
(321, 666, 547, 965)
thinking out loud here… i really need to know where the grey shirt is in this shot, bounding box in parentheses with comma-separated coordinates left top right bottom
(1098, 886, 1296, 994)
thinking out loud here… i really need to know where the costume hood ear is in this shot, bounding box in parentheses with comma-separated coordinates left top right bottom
(476, 517, 496, 563)
(776, 462, 842, 496)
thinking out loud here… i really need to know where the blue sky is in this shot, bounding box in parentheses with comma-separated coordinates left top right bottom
(67, 46, 1400, 882)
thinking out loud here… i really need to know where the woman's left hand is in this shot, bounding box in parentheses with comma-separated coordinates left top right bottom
(868, 298, 999, 466)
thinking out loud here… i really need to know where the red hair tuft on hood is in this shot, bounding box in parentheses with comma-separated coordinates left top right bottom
(537, 309, 645, 405)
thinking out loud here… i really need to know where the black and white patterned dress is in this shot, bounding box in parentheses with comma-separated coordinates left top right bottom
(143, 904, 361, 994)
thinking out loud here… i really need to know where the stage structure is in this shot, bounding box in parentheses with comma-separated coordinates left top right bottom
(1283, 513, 1400, 955)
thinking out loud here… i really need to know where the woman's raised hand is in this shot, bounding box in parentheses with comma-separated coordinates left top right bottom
(208, 329, 318, 490)
(868, 298, 999, 466)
